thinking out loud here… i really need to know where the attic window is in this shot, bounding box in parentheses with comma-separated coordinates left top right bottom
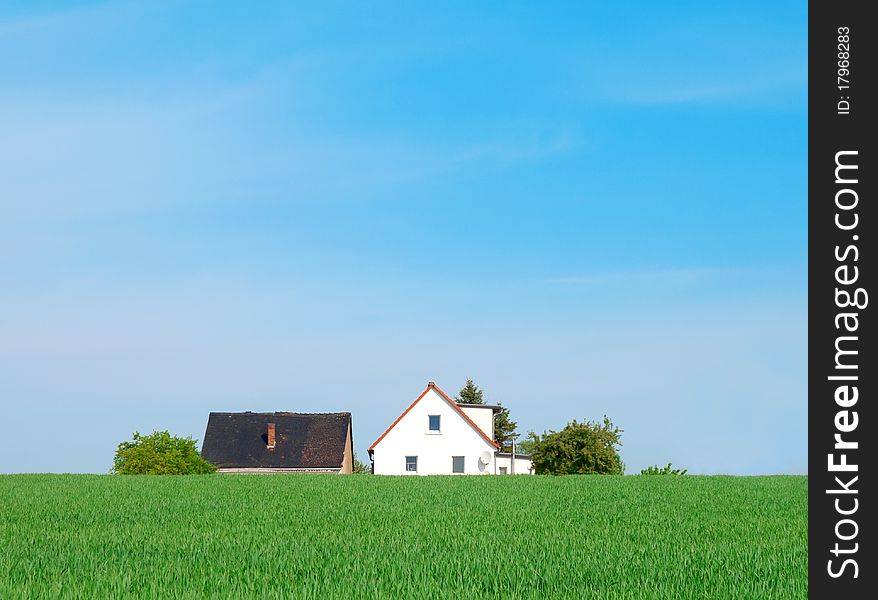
(428, 415, 440, 431)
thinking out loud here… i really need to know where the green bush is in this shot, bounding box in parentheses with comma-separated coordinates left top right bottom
(640, 463, 688, 475)
(530, 416, 624, 475)
(111, 431, 217, 475)
(352, 453, 372, 474)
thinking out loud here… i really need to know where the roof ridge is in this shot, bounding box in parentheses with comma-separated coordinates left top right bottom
(208, 411, 351, 416)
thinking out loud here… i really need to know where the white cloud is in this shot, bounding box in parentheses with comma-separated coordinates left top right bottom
(0, 73, 580, 226)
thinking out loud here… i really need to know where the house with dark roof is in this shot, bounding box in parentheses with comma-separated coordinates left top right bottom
(201, 411, 353, 474)
(368, 382, 533, 475)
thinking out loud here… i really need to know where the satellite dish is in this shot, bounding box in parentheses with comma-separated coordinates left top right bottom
(480, 451, 492, 465)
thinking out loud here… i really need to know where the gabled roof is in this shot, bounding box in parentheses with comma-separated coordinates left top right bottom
(368, 383, 500, 451)
(201, 412, 351, 470)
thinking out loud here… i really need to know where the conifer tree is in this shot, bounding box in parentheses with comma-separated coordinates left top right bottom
(455, 379, 519, 450)
(455, 378, 485, 404)
(493, 401, 519, 452)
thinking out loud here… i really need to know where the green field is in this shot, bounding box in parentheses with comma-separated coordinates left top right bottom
(0, 475, 806, 599)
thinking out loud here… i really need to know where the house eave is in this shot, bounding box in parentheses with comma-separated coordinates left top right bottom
(459, 404, 503, 413)
(216, 467, 341, 474)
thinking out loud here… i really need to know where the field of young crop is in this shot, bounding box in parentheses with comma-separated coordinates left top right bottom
(0, 474, 806, 599)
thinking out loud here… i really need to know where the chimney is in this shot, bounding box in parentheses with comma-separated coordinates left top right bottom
(267, 423, 276, 450)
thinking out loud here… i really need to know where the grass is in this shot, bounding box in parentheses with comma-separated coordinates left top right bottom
(0, 474, 806, 599)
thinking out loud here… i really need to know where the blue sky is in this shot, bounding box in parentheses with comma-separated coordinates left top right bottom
(0, 1, 806, 474)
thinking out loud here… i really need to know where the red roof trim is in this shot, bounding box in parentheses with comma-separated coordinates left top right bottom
(368, 386, 432, 451)
(431, 383, 500, 449)
(368, 383, 500, 451)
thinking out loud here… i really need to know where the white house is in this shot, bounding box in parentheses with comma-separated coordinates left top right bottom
(368, 382, 534, 475)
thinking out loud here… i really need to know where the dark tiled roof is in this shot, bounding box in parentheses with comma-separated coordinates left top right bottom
(201, 412, 351, 470)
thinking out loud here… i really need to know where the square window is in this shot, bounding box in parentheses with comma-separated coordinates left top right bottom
(428, 415, 441, 431)
(405, 456, 418, 472)
(499, 467, 508, 474)
(452, 456, 465, 474)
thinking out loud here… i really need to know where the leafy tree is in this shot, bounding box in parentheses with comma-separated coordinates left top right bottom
(493, 401, 519, 452)
(353, 453, 372, 474)
(455, 378, 485, 404)
(111, 431, 217, 475)
(516, 430, 539, 456)
(529, 417, 624, 475)
(640, 463, 687, 475)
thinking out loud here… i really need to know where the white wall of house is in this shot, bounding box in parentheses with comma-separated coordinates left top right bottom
(458, 405, 494, 441)
(494, 454, 534, 475)
(371, 387, 497, 475)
